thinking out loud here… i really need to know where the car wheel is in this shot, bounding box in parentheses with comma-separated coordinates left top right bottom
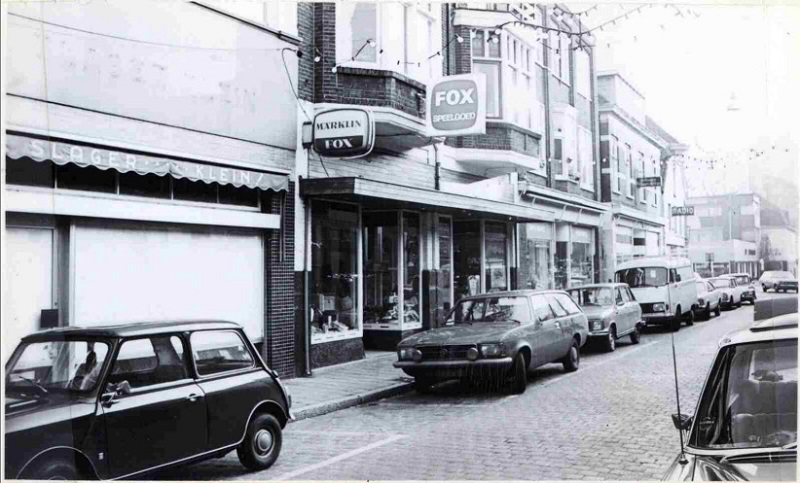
(704, 305, 711, 320)
(714, 304, 721, 317)
(562, 339, 580, 372)
(413, 377, 435, 394)
(604, 325, 617, 352)
(509, 353, 527, 394)
(237, 413, 283, 471)
(630, 326, 641, 344)
(670, 315, 681, 332)
(685, 309, 695, 326)
(27, 457, 80, 480)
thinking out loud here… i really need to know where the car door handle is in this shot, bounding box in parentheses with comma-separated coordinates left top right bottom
(555, 321, 561, 328)
(186, 393, 203, 402)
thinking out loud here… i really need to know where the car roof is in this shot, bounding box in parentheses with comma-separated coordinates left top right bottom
(20, 320, 243, 341)
(720, 313, 798, 347)
(615, 257, 692, 271)
(565, 283, 628, 290)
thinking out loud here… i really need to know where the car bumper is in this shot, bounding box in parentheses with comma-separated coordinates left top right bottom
(777, 284, 798, 291)
(643, 313, 672, 325)
(741, 291, 756, 301)
(394, 358, 513, 379)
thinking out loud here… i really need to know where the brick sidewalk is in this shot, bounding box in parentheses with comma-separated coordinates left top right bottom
(284, 351, 414, 421)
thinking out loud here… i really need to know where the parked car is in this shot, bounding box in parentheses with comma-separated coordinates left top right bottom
(760, 270, 799, 293)
(708, 277, 741, 310)
(5, 321, 292, 480)
(662, 313, 797, 481)
(722, 273, 757, 304)
(566, 283, 643, 352)
(393, 290, 589, 394)
(616, 257, 698, 332)
(694, 279, 722, 320)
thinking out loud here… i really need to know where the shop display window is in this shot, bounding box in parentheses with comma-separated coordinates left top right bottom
(435, 217, 453, 324)
(570, 227, 596, 286)
(402, 212, 422, 328)
(454, 221, 481, 301)
(518, 222, 553, 290)
(555, 241, 569, 289)
(310, 201, 360, 342)
(364, 211, 400, 327)
(485, 222, 509, 292)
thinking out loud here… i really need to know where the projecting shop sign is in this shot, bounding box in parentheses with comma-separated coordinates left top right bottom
(426, 73, 487, 137)
(636, 176, 662, 188)
(312, 108, 375, 158)
(671, 206, 695, 216)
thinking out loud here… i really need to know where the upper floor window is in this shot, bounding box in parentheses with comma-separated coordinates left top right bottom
(610, 135, 621, 193)
(575, 48, 591, 98)
(578, 126, 594, 190)
(625, 144, 634, 198)
(339, 2, 378, 64)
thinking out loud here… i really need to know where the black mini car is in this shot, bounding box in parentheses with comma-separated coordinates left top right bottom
(5, 320, 292, 480)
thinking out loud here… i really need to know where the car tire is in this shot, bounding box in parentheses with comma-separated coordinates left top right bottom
(630, 327, 641, 344)
(510, 353, 527, 394)
(562, 339, 580, 372)
(27, 456, 81, 480)
(413, 377, 435, 394)
(237, 413, 283, 471)
(670, 314, 681, 332)
(704, 306, 711, 320)
(714, 304, 721, 317)
(604, 326, 617, 352)
(685, 309, 695, 326)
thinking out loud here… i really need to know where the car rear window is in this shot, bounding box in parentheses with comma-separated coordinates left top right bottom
(191, 330, 254, 376)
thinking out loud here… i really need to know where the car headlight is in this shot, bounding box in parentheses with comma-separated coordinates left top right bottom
(653, 303, 666, 312)
(398, 347, 417, 361)
(589, 319, 604, 331)
(698, 298, 705, 305)
(479, 343, 504, 358)
(721, 292, 729, 300)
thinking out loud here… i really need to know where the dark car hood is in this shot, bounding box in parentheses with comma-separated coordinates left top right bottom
(581, 306, 614, 319)
(5, 391, 95, 433)
(663, 452, 797, 481)
(399, 323, 519, 346)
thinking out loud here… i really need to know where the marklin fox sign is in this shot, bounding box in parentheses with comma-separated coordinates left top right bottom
(426, 73, 487, 137)
(312, 108, 375, 158)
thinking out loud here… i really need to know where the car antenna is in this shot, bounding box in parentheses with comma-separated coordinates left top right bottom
(670, 330, 688, 465)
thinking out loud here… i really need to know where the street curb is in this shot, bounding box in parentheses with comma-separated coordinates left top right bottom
(289, 382, 414, 422)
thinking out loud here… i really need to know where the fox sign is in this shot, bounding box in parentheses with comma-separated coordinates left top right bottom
(426, 74, 487, 137)
(312, 108, 375, 158)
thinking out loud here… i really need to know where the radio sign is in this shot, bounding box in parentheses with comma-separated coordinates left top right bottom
(636, 176, 661, 188)
(312, 108, 375, 158)
(671, 206, 695, 216)
(426, 74, 486, 136)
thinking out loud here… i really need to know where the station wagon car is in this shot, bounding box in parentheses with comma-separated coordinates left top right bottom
(566, 283, 643, 352)
(662, 313, 797, 481)
(5, 321, 292, 480)
(393, 290, 589, 394)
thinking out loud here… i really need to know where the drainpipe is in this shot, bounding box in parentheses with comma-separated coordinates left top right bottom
(433, 141, 441, 191)
(542, 5, 553, 189)
(303, 203, 313, 377)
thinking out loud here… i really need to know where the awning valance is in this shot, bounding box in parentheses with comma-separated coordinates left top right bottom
(6, 134, 288, 192)
(300, 177, 554, 222)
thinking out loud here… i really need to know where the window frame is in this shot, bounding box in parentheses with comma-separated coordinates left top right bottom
(336, 1, 381, 69)
(190, 329, 257, 379)
(610, 135, 621, 194)
(110, 334, 193, 393)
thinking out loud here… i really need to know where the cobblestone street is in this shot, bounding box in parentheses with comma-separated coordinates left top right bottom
(153, 291, 793, 481)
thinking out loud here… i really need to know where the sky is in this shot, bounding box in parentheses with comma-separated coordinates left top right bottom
(567, 1, 800, 201)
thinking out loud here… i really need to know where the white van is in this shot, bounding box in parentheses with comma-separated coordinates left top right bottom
(615, 257, 698, 332)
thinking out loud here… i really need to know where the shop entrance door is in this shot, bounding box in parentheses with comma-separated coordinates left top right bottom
(4, 226, 55, 360)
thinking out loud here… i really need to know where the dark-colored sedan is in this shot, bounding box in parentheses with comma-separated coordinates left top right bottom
(760, 270, 799, 293)
(5, 320, 292, 480)
(393, 290, 589, 394)
(566, 283, 643, 352)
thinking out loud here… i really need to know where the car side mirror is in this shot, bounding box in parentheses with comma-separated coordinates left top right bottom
(672, 413, 692, 431)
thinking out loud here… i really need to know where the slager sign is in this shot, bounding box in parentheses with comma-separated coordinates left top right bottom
(426, 74, 486, 137)
(312, 108, 375, 158)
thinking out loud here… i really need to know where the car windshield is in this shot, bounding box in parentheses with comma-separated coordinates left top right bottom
(615, 267, 668, 288)
(709, 279, 731, 289)
(6, 340, 110, 394)
(771, 272, 795, 280)
(734, 276, 750, 285)
(690, 339, 797, 450)
(450, 296, 530, 324)
(696, 282, 708, 294)
(566, 287, 614, 307)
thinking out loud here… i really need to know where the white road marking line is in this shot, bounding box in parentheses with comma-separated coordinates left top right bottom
(270, 434, 406, 480)
(288, 430, 388, 437)
(539, 340, 660, 388)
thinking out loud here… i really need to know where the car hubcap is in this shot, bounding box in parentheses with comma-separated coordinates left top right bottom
(254, 429, 274, 455)
(571, 347, 578, 365)
(609, 333, 615, 350)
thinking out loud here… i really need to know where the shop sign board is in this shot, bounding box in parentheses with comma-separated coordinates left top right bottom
(312, 108, 375, 158)
(636, 176, 661, 188)
(671, 206, 695, 216)
(426, 73, 486, 137)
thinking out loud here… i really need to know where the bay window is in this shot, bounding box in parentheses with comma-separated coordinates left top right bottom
(575, 49, 591, 99)
(611, 135, 621, 193)
(578, 126, 594, 190)
(339, 2, 378, 64)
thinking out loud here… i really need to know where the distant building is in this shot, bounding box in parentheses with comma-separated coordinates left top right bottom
(760, 199, 798, 275)
(686, 193, 761, 277)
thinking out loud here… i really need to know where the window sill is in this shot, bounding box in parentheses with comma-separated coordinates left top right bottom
(555, 174, 580, 184)
(580, 184, 595, 193)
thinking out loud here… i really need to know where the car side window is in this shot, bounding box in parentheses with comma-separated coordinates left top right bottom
(669, 269, 680, 283)
(544, 294, 568, 317)
(530, 294, 555, 322)
(191, 330, 254, 377)
(551, 293, 582, 315)
(110, 336, 189, 389)
(626, 287, 636, 301)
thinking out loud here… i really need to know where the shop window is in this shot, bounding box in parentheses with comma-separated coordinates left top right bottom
(454, 221, 482, 301)
(571, 228, 595, 286)
(364, 211, 400, 327)
(173, 177, 217, 203)
(402, 212, 421, 327)
(436, 217, 453, 323)
(518, 222, 552, 290)
(555, 241, 569, 290)
(6, 157, 55, 188)
(218, 183, 259, 207)
(118, 172, 171, 199)
(311, 201, 360, 342)
(56, 164, 116, 193)
(484, 222, 508, 292)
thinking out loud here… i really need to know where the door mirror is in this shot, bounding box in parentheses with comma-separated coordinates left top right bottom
(671, 413, 692, 431)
